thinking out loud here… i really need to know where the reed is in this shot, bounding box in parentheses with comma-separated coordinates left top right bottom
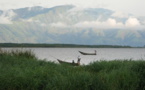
(0, 49, 145, 90)
(0, 48, 36, 59)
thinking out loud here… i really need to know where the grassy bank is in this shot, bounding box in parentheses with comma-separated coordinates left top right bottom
(0, 49, 145, 90)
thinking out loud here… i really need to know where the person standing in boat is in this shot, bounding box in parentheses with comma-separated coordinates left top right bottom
(77, 56, 81, 66)
(72, 60, 75, 64)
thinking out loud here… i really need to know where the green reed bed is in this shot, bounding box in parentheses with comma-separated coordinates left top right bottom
(0, 48, 145, 90)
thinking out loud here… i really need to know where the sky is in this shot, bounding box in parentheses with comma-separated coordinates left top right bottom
(0, 0, 145, 17)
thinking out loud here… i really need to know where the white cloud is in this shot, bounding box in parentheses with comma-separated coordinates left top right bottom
(125, 17, 140, 27)
(0, 10, 16, 24)
(0, 16, 12, 24)
(107, 18, 124, 27)
(50, 22, 68, 28)
(74, 18, 124, 29)
(4, 10, 17, 18)
(47, 18, 145, 31)
(74, 17, 145, 30)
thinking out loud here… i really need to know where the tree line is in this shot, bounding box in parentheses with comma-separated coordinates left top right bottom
(0, 43, 132, 48)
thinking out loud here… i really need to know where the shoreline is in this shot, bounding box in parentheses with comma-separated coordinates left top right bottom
(0, 43, 141, 48)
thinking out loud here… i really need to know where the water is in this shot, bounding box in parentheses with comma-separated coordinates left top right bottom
(3, 48, 145, 65)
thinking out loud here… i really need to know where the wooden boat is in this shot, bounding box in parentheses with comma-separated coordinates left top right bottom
(79, 50, 97, 55)
(57, 58, 80, 66)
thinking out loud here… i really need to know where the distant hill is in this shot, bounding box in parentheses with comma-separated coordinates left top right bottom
(0, 5, 145, 47)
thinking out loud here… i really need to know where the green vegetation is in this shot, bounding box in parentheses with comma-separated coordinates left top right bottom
(0, 49, 145, 90)
(0, 43, 132, 48)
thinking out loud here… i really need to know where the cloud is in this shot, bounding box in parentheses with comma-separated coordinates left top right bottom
(0, 10, 16, 24)
(48, 18, 145, 31)
(125, 17, 140, 27)
(6, 10, 17, 18)
(50, 22, 68, 28)
(74, 18, 124, 29)
(0, 16, 13, 24)
(74, 17, 145, 30)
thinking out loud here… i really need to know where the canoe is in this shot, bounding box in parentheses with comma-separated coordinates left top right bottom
(57, 59, 80, 66)
(79, 50, 97, 55)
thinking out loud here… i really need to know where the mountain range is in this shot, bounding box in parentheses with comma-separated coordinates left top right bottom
(0, 5, 145, 46)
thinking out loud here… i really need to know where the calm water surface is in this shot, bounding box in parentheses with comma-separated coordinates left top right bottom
(3, 48, 145, 65)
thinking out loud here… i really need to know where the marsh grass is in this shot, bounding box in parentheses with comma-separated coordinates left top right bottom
(0, 48, 36, 59)
(0, 49, 145, 90)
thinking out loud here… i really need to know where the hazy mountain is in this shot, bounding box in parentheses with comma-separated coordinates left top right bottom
(0, 5, 145, 46)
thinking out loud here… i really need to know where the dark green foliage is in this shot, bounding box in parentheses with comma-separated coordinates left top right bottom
(0, 49, 145, 90)
(131, 61, 145, 90)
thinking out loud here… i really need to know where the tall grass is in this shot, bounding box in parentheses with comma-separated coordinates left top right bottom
(0, 48, 36, 59)
(0, 48, 145, 90)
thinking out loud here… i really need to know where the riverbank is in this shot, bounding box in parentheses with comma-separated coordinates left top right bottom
(0, 49, 145, 90)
